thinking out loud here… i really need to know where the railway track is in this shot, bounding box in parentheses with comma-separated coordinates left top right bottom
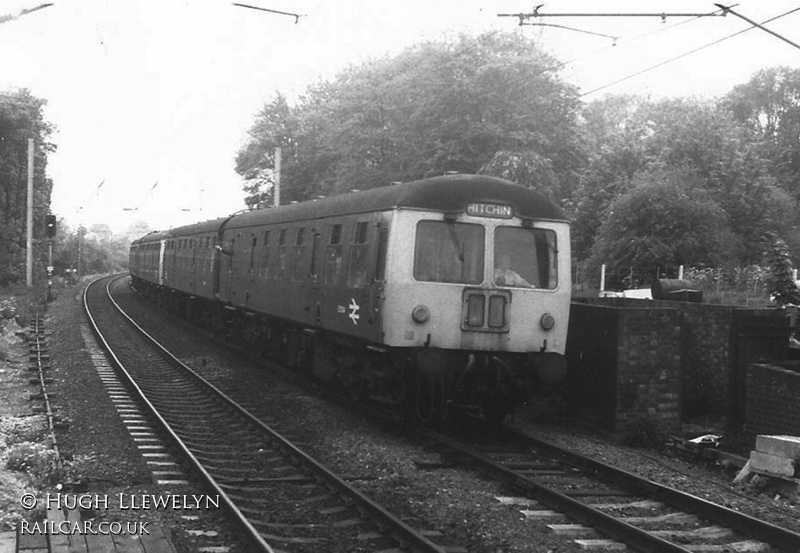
(84, 274, 460, 553)
(96, 273, 800, 553)
(415, 423, 800, 553)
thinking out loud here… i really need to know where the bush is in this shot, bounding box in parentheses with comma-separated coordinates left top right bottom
(0, 299, 15, 319)
(5, 443, 61, 486)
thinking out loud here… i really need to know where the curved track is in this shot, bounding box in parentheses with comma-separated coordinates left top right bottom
(416, 423, 800, 553)
(92, 273, 800, 553)
(84, 274, 458, 553)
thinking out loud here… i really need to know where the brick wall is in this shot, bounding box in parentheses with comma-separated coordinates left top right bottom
(746, 363, 800, 435)
(667, 302, 733, 416)
(565, 302, 681, 435)
(568, 298, 788, 434)
(575, 298, 735, 417)
(614, 308, 682, 432)
(575, 298, 785, 418)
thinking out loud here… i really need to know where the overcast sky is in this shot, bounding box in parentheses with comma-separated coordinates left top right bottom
(2, 0, 799, 233)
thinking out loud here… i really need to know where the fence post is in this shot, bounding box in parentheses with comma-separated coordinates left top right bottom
(600, 264, 606, 292)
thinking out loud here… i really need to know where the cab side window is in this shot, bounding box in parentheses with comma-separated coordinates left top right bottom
(325, 224, 344, 285)
(347, 222, 370, 288)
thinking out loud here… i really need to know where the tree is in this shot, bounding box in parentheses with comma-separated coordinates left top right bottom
(723, 66, 800, 198)
(0, 89, 56, 287)
(574, 94, 798, 265)
(572, 95, 652, 259)
(236, 31, 584, 204)
(588, 167, 735, 287)
(764, 236, 797, 305)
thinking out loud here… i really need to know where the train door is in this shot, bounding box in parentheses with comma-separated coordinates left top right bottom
(158, 239, 166, 286)
(308, 225, 323, 326)
(211, 236, 221, 299)
(189, 238, 197, 294)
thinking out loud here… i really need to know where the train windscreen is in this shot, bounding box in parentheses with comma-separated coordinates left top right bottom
(414, 221, 484, 284)
(493, 226, 557, 289)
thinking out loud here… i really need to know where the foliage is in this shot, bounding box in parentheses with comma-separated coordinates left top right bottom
(236, 31, 583, 204)
(764, 237, 798, 305)
(723, 66, 800, 201)
(571, 95, 651, 259)
(574, 94, 800, 270)
(5, 442, 61, 486)
(45, 220, 148, 279)
(588, 167, 734, 287)
(0, 89, 56, 287)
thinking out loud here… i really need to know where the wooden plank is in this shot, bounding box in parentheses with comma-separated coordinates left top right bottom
(17, 525, 48, 552)
(47, 508, 70, 553)
(111, 532, 146, 553)
(67, 533, 89, 553)
(0, 532, 16, 553)
(138, 525, 177, 553)
(84, 531, 116, 553)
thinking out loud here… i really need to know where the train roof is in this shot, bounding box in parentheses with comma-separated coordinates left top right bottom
(130, 229, 173, 246)
(132, 175, 567, 244)
(226, 174, 567, 230)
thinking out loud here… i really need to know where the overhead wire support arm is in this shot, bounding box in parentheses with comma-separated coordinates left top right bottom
(519, 22, 618, 43)
(714, 4, 800, 51)
(498, 5, 730, 26)
(232, 3, 303, 24)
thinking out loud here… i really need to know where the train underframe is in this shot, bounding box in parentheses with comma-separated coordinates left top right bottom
(132, 278, 556, 423)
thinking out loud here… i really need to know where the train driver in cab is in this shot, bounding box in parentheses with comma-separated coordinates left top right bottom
(494, 253, 531, 288)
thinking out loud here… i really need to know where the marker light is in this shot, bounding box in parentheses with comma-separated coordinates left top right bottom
(540, 313, 555, 330)
(412, 305, 430, 324)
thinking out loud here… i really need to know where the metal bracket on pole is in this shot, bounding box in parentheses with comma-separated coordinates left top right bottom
(714, 4, 800, 51)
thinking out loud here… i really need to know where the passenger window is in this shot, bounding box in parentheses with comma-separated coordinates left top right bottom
(347, 222, 370, 288)
(325, 224, 344, 285)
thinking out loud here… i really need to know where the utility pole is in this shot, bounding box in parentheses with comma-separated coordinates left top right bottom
(26, 138, 33, 287)
(274, 147, 281, 207)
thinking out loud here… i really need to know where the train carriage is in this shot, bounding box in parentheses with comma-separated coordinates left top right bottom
(129, 174, 571, 422)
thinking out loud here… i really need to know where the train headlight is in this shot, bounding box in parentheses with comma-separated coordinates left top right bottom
(412, 305, 430, 324)
(540, 313, 555, 331)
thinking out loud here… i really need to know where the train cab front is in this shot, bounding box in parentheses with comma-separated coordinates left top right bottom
(388, 192, 571, 424)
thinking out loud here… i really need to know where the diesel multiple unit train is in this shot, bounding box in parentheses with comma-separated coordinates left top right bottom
(129, 174, 571, 422)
